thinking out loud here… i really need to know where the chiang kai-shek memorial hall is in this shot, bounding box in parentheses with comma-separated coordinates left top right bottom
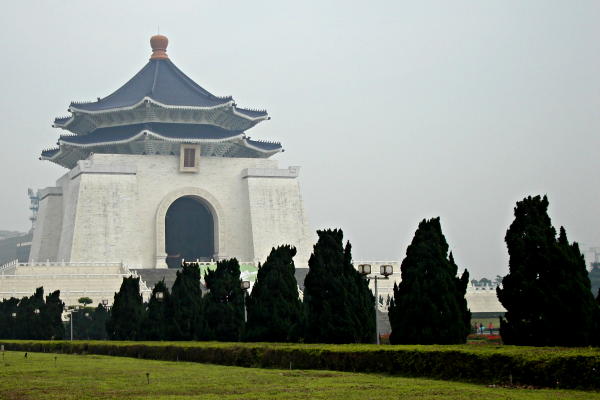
(28, 34, 313, 273)
(0, 35, 504, 316)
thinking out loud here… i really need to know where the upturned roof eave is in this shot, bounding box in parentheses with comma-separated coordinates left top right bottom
(55, 98, 268, 128)
(55, 131, 282, 152)
(58, 129, 247, 148)
(41, 135, 282, 168)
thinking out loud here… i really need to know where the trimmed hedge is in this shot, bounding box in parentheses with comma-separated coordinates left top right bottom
(1, 340, 599, 390)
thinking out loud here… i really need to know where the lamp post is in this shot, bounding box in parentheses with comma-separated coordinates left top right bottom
(240, 280, 250, 323)
(65, 305, 81, 341)
(11, 312, 16, 338)
(358, 264, 393, 345)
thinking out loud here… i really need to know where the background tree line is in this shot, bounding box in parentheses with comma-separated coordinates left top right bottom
(2, 194, 598, 347)
(387, 194, 600, 347)
(107, 229, 376, 343)
(0, 287, 64, 339)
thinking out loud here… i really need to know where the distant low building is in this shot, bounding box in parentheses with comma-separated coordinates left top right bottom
(0, 231, 31, 265)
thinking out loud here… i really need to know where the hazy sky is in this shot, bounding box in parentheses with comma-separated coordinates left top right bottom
(1, 1, 599, 278)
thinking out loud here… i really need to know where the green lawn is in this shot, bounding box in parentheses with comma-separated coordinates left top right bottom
(0, 351, 598, 400)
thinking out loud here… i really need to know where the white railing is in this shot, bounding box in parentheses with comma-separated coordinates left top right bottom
(0, 290, 123, 295)
(22, 261, 125, 267)
(0, 260, 18, 275)
(121, 264, 152, 295)
(0, 274, 134, 278)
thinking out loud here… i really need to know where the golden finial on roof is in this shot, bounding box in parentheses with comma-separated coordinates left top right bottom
(150, 34, 169, 60)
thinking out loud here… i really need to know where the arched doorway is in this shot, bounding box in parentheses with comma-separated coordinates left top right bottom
(165, 196, 215, 268)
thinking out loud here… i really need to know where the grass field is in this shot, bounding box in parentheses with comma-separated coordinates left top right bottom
(0, 351, 599, 400)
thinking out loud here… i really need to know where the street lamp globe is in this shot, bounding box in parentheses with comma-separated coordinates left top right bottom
(380, 264, 393, 277)
(155, 291, 165, 301)
(358, 264, 372, 276)
(241, 281, 251, 291)
(34, 308, 40, 315)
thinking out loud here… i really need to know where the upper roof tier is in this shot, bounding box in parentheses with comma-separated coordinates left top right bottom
(54, 35, 269, 135)
(70, 58, 233, 112)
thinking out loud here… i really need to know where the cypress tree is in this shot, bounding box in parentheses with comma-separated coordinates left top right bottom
(497, 195, 599, 346)
(106, 276, 144, 340)
(388, 218, 470, 344)
(169, 263, 203, 340)
(245, 245, 303, 342)
(41, 290, 65, 340)
(141, 280, 171, 340)
(344, 240, 377, 343)
(0, 298, 18, 339)
(203, 258, 245, 341)
(15, 287, 46, 339)
(89, 304, 109, 340)
(304, 229, 375, 343)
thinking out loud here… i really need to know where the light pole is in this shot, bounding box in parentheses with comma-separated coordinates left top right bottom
(63, 308, 74, 341)
(240, 280, 250, 323)
(358, 264, 393, 345)
(11, 312, 16, 339)
(65, 306, 81, 341)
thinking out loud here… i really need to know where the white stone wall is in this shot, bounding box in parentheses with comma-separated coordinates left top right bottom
(244, 167, 313, 268)
(56, 171, 81, 262)
(69, 171, 139, 264)
(466, 286, 506, 313)
(31, 153, 312, 269)
(0, 264, 151, 306)
(28, 188, 63, 262)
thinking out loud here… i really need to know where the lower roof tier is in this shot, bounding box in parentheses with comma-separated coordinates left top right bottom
(41, 122, 282, 168)
(54, 99, 269, 136)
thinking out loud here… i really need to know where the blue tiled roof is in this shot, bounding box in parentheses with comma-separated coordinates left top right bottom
(59, 123, 243, 145)
(53, 116, 71, 126)
(70, 59, 233, 112)
(41, 148, 60, 158)
(246, 138, 282, 151)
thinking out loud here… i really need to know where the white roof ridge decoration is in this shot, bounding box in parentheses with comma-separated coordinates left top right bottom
(69, 97, 234, 115)
(248, 138, 281, 145)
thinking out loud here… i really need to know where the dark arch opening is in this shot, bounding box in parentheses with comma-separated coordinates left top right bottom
(165, 196, 215, 268)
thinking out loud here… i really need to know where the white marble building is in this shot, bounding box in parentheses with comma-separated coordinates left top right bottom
(29, 154, 311, 268)
(27, 35, 312, 270)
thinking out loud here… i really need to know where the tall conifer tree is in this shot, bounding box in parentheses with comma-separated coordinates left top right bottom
(169, 263, 204, 340)
(141, 280, 171, 340)
(202, 258, 245, 341)
(106, 277, 144, 340)
(388, 218, 470, 344)
(42, 290, 65, 340)
(304, 229, 375, 343)
(245, 246, 303, 342)
(89, 304, 109, 340)
(15, 287, 46, 339)
(497, 195, 599, 346)
(0, 298, 19, 339)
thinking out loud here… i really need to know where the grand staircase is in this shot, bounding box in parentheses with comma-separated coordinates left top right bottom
(0, 261, 151, 306)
